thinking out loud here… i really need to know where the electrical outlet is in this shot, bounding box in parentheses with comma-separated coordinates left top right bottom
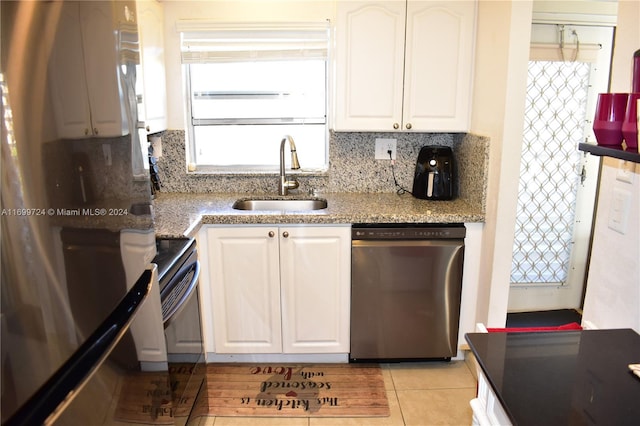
(374, 138, 397, 160)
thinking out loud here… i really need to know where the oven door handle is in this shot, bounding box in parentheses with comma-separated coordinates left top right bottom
(163, 260, 200, 327)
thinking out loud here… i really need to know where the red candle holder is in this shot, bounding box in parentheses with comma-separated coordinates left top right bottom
(593, 93, 628, 146)
(621, 93, 639, 150)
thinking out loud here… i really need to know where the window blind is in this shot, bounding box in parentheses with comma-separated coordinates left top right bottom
(177, 21, 330, 63)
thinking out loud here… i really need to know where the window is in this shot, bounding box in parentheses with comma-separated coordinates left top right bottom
(178, 22, 330, 173)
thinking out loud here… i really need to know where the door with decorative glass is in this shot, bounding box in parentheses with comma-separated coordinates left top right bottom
(508, 24, 614, 312)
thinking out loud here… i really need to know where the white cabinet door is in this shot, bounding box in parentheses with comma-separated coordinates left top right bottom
(80, 1, 127, 137)
(279, 226, 351, 353)
(136, 0, 167, 134)
(334, 0, 476, 132)
(207, 226, 282, 353)
(335, 1, 406, 131)
(48, 2, 93, 138)
(49, 1, 128, 138)
(403, 1, 475, 131)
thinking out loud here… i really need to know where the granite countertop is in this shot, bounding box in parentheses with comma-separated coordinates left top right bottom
(466, 329, 640, 426)
(152, 192, 485, 238)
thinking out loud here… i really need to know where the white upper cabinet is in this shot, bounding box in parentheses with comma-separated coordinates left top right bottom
(404, 1, 476, 131)
(136, 0, 167, 134)
(335, 1, 406, 131)
(334, 0, 476, 132)
(48, 1, 132, 138)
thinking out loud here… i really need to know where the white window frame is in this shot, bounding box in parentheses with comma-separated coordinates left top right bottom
(178, 21, 331, 174)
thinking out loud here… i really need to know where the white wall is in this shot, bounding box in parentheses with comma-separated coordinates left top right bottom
(609, 0, 640, 94)
(469, 0, 533, 327)
(582, 159, 640, 332)
(582, 0, 640, 332)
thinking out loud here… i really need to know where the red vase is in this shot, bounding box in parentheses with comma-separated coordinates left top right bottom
(593, 93, 628, 146)
(622, 93, 639, 149)
(633, 49, 640, 93)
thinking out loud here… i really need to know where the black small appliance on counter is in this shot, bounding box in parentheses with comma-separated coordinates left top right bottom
(412, 145, 455, 200)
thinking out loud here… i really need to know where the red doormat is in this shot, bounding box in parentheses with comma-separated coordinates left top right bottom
(487, 322, 583, 333)
(189, 363, 390, 418)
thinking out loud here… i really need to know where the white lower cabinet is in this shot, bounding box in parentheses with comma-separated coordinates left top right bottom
(472, 368, 512, 426)
(204, 225, 351, 355)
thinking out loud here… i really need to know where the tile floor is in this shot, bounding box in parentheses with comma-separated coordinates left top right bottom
(189, 360, 477, 426)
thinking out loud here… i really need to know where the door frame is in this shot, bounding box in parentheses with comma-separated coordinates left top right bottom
(508, 23, 614, 312)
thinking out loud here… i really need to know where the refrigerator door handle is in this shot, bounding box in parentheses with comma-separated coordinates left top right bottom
(4, 269, 154, 426)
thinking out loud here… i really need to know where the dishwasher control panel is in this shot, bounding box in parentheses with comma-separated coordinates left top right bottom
(352, 224, 466, 240)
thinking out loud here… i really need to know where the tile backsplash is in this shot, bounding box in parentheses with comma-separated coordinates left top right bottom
(154, 130, 488, 209)
(44, 135, 151, 209)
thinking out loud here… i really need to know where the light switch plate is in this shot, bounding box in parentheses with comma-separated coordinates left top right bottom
(608, 187, 631, 234)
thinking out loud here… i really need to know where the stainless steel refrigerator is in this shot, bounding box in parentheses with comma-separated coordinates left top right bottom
(1, 1, 195, 424)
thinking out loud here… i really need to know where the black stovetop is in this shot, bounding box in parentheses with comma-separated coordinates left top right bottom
(153, 238, 192, 285)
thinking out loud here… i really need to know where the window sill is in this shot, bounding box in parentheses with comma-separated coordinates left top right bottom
(186, 167, 329, 177)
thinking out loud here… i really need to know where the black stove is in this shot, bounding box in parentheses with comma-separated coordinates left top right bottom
(153, 239, 192, 288)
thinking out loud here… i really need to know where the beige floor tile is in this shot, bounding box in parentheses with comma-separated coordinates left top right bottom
(381, 366, 395, 391)
(309, 391, 404, 426)
(464, 352, 479, 381)
(388, 361, 476, 390)
(210, 416, 310, 426)
(396, 388, 475, 426)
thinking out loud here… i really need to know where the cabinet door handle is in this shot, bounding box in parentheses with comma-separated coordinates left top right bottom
(268, 231, 275, 238)
(405, 123, 412, 130)
(393, 123, 399, 130)
(84, 128, 90, 136)
(282, 231, 289, 238)
(93, 128, 99, 135)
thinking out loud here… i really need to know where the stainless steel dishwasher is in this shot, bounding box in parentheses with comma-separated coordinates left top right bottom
(350, 224, 465, 361)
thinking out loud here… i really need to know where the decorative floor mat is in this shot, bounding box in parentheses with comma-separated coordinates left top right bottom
(189, 363, 390, 418)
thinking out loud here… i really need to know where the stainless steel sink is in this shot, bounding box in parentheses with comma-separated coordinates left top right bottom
(232, 198, 328, 211)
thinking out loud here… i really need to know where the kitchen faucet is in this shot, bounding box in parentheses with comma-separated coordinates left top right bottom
(279, 135, 300, 195)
